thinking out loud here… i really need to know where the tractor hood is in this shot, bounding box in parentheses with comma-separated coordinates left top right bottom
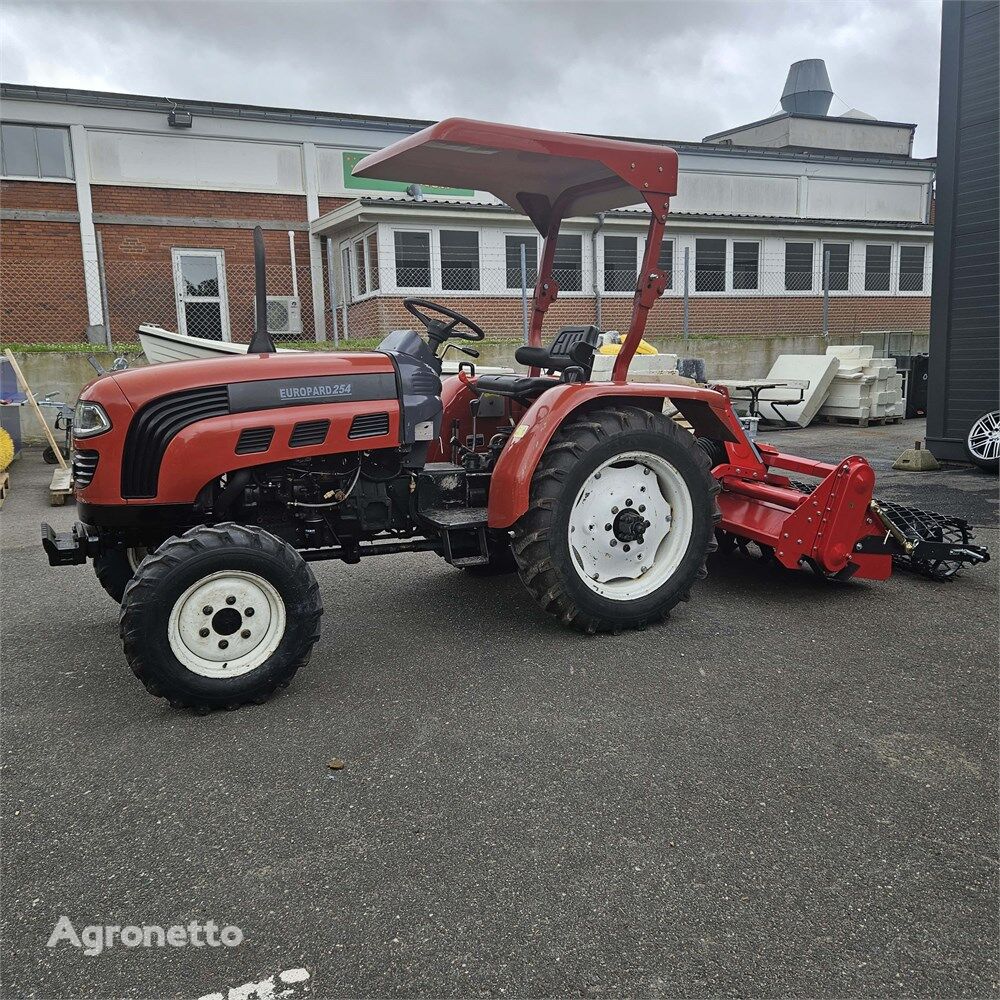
(83, 351, 397, 412)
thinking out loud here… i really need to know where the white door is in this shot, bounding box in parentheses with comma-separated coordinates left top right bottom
(172, 249, 231, 341)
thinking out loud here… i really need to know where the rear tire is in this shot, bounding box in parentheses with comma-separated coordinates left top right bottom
(512, 405, 720, 633)
(120, 523, 322, 711)
(94, 545, 150, 604)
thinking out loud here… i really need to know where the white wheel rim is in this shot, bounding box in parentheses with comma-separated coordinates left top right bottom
(567, 450, 694, 601)
(167, 570, 286, 678)
(127, 546, 148, 572)
(967, 411, 1000, 462)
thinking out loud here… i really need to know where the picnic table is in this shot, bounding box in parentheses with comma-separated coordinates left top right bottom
(713, 378, 809, 420)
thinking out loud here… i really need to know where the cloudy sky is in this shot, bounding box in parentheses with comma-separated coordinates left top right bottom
(2, 1, 942, 156)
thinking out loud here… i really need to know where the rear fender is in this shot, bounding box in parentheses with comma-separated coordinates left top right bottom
(486, 381, 740, 528)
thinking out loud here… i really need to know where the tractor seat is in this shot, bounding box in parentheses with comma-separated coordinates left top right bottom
(472, 373, 559, 400)
(470, 325, 601, 402)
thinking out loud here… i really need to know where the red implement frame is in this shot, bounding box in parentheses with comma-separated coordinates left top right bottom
(356, 119, 892, 580)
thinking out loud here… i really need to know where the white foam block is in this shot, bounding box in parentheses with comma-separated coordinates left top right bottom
(820, 405, 871, 418)
(591, 354, 679, 382)
(827, 345, 875, 362)
(757, 354, 840, 428)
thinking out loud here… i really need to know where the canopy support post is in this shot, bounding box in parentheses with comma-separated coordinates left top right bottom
(612, 212, 667, 383)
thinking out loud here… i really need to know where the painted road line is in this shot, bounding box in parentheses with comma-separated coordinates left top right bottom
(197, 966, 310, 1000)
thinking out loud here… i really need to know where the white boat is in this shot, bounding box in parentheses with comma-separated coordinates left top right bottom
(137, 324, 511, 375)
(138, 324, 299, 363)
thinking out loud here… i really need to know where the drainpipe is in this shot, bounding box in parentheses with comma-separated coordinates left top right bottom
(591, 212, 605, 328)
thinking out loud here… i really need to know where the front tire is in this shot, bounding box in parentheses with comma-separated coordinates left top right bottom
(512, 406, 720, 633)
(120, 523, 322, 710)
(94, 545, 150, 604)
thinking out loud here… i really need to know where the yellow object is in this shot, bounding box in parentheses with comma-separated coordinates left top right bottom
(0, 428, 13, 472)
(598, 338, 658, 356)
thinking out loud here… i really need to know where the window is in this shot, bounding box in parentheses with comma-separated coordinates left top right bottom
(440, 230, 480, 290)
(732, 241, 759, 291)
(366, 232, 380, 292)
(865, 244, 892, 292)
(0, 123, 73, 178)
(658, 240, 674, 290)
(341, 246, 352, 304)
(821, 243, 850, 292)
(354, 240, 367, 297)
(695, 238, 726, 292)
(899, 245, 926, 292)
(784, 242, 814, 291)
(553, 234, 583, 291)
(172, 249, 230, 341)
(604, 235, 637, 292)
(347, 231, 379, 297)
(393, 231, 431, 289)
(505, 234, 537, 289)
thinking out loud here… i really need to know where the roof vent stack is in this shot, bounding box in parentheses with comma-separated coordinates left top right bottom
(780, 59, 833, 116)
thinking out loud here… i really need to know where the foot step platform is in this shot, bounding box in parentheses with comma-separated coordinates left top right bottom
(420, 506, 490, 566)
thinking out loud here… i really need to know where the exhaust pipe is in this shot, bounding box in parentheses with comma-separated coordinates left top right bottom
(248, 225, 276, 355)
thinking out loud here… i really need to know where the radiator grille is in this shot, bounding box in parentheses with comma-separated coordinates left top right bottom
(72, 449, 99, 489)
(348, 412, 390, 440)
(121, 386, 230, 498)
(235, 426, 275, 455)
(289, 419, 330, 448)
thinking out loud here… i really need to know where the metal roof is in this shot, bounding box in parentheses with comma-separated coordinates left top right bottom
(353, 118, 679, 232)
(703, 110, 917, 141)
(348, 196, 934, 230)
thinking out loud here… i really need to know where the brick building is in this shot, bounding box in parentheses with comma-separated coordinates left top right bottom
(0, 79, 934, 348)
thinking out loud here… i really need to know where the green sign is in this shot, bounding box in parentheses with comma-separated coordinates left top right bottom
(342, 150, 474, 197)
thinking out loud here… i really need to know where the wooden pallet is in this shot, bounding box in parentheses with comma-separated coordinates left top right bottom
(819, 413, 903, 428)
(49, 467, 73, 506)
(0, 471, 8, 509)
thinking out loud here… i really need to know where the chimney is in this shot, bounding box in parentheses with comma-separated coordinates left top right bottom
(780, 59, 833, 116)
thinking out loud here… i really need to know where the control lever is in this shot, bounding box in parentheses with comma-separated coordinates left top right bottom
(441, 343, 480, 362)
(469, 397, 480, 452)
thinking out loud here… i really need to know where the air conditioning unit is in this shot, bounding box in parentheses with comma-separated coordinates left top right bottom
(255, 295, 301, 338)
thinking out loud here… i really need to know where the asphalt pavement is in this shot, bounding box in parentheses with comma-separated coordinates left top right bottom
(1, 419, 997, 1000)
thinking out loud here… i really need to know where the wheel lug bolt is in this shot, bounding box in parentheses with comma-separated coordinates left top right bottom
(218, 640, 229, 650)
(241, 629, 251, 639)
(203, 606, 213, 615)
(226, 596, 236, 606)
(245, 608, 255, 617)
(199, 628, 209, 638)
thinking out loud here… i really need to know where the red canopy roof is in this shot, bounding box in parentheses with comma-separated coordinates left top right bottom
(352, 118, 679, 233)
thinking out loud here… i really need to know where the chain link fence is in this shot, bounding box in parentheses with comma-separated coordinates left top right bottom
(0, 257, 317, 348)
(1, 247, 928, 347)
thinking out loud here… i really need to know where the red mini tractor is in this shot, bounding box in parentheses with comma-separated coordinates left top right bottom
(42, 119, 988, 710)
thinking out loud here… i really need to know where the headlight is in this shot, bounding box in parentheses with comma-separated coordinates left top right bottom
(74, 400, 112, 438)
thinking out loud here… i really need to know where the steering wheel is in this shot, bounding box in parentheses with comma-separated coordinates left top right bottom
(403, 298, 485, 343)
